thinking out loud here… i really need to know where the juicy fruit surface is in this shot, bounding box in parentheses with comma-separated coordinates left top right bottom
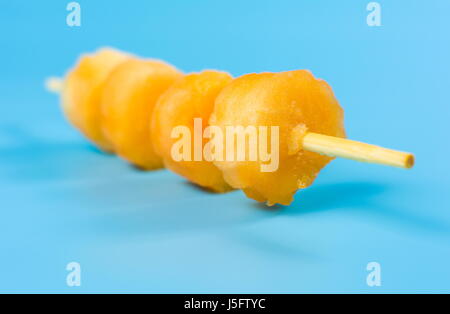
(101, 59, 182, 170)
(151, 71, 233, 192)
(211, 70, 346, 205)
(62, 48, 130, 151)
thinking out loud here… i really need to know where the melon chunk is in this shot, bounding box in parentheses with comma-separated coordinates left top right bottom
(61, 48, 131, 151)
(151, 71, 233, 192)
(101, 58, 182, 169)
(210, 70, 346, 205)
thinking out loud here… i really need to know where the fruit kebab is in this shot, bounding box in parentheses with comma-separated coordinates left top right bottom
(46, 48, 414, 206)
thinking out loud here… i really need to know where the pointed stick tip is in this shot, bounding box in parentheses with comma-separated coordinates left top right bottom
(45, 77, 63, 93)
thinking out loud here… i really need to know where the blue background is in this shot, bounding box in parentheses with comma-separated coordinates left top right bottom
(0, 0, 449, 293)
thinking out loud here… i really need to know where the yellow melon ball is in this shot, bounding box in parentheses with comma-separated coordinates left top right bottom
(61, 47, 131, 151)
(151, 71, 234, 192)
(101, 58, 182, 169)
(210, 70, 346, 205)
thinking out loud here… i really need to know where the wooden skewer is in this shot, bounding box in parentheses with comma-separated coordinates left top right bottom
(44, 77, 414, 169)
(45, 77, 63, 93)
(302, 132, 414, 169)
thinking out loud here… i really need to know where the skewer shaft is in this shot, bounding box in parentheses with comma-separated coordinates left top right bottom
(45, 77, 63, 93)
(303, 132, 414, 169)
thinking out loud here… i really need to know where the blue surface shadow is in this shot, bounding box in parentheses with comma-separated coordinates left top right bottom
(285, 182, 450, 236)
